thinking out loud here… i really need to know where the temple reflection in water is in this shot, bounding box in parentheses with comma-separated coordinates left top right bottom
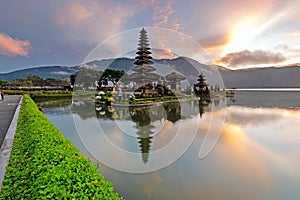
(70, 97, 217, 163)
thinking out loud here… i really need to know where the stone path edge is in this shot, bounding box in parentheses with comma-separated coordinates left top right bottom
(0, 96, 23, 190)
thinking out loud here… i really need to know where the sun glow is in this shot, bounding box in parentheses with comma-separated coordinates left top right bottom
(223, 13, 287, 55)
(224, 19, 259, 54)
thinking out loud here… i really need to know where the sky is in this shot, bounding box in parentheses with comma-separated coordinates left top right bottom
(1, 0, 300, 72)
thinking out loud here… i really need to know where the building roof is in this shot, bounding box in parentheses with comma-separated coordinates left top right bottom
(165, 72, 186, 81)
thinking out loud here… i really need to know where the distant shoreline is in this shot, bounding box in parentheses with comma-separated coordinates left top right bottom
(225, 88, 300, 92)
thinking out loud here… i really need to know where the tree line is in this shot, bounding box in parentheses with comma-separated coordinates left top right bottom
(1, 74, 69, 88)
(70, 67, 125, 89)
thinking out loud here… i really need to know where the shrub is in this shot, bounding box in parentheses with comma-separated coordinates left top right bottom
(0, 94, 121, 199)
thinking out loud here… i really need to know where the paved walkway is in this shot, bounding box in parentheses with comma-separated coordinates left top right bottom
(0, 95, 22, 148)
(0, 95, 22, 189)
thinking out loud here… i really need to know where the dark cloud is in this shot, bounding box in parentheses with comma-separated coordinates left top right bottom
(219, 50, 286, 67)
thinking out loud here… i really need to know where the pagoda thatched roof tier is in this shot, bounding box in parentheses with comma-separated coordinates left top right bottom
(137, 47, 150, 50)
(134, 60, 154, 65)
(136, 51, 151, 55)
(197, 73, 206, 82)
(165, 72, 186, 81)
(127, 72, 163, 82)
(138, 42, 150, 46)
(139, 39, 149, 43)
(131, 65, 156, 72)
(135, 55, 153, 60)
(140, 28, 147, 33)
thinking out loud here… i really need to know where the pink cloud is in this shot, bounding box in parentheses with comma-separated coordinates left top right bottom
(136, 0, 157, 9)
(152, 0, 182, 31)
(199, 33, 230, 51)
(0, 32, 32, 56)
(54, 2, 93, 28)
(151, 48, 178, 59)
(53, 1, 133, 43)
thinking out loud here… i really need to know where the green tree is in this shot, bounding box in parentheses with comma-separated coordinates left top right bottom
(27, 74, 43, 81)
(98, 69, 125, 87)
(0, 80, 7, 86)
(70, 67, 102, 89)
(21, 80, 33, 87)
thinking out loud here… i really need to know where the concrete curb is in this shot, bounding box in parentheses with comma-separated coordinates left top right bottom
(0, 96, 22, 190)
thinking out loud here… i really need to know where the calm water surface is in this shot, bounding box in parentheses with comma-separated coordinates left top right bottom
(40, 91, 300, 200)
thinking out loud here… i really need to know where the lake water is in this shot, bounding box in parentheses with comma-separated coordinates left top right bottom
(40, 91, 300, 200)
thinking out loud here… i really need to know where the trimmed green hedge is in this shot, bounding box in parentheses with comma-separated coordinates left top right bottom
(3, 90, 73, 101)
(0, 94, 121, 199)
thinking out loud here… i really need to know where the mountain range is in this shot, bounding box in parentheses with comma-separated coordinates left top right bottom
(0, 66, 79, 81)
(1, 57, 299, 88)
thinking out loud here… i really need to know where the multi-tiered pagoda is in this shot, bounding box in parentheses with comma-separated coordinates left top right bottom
(128, 28, 161, 87)
(193, 72, 210, 100)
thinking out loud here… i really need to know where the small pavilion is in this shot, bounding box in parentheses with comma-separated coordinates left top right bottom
(165, 72, 186, 90)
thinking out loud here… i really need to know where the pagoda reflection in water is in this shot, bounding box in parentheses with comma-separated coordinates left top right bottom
(71, 99, 212, 163)
(93, 100, 211, 163)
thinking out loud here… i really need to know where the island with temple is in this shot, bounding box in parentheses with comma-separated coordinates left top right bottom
(92, 28, 226, 106)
